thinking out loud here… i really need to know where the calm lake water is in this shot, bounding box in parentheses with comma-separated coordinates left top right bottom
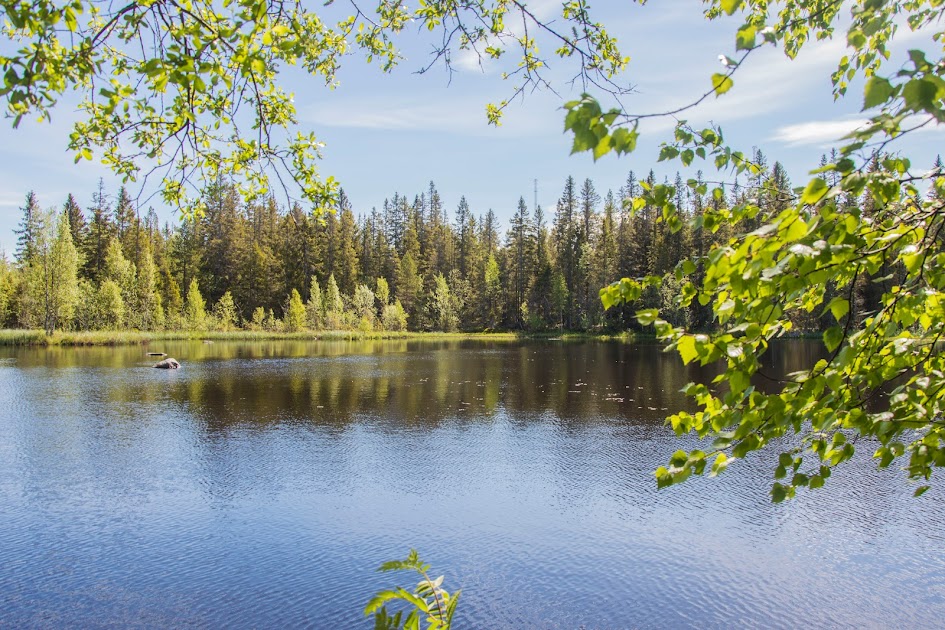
(1, 339, 943, 629)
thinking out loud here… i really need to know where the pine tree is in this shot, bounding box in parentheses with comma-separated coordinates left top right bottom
(396, 252, 422, 325)
(14, 191, 43, 265)
(63, 194, 87, 251)
(483, 254, 501, 329)
(507, 197, 533, 327)
(428, 181, 452, 276)
(160, 256, 183, 328)
(554, 176, 579, 328)
(594, 190, 618, 328)
(529, 203, 554, 328)
(21, 209, 79, 333)
(174, 216, 203, 305)
(113, 186, 139, 266)
(482, 209, 499, 256)
(455, 196, 472, 276)
(135, 244, 160, 330)
(336, 205, 360, 296)
(83, 180, 114, 282)
(202, 179, 245, 305)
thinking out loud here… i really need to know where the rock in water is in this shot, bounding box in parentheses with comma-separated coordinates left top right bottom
(147, 352, 167, 357)
(153, 358, 180, 369)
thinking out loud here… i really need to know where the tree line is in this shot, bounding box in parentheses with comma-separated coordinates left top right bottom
(2, 150, 933, 335)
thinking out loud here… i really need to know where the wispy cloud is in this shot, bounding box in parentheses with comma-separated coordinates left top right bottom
(0, 191, 26, 208)
(304, 99, 482, 132)
(302, 92, 558, 137)
(453, 48, 492, 74)
(771, 117, 868, 146)
(624, 37, 848, 136)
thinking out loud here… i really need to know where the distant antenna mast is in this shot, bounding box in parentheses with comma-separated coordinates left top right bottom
(533, 178, 538, 212)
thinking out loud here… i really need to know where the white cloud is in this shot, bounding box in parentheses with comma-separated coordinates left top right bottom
(302, 91, 559, 137)
(454, 48, 491, 74)
(771, 118, 868, 146)
(305, 99, 483, 132)
(623, 37, 849, 136)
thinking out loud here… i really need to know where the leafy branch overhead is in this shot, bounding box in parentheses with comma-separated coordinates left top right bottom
(0, 0, 631, 213)
(593, 0, 945, 500)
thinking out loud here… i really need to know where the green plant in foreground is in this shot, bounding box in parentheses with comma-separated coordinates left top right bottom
(364, 550, 459, 630)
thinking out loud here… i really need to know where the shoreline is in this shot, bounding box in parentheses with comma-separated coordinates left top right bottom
(0, 329, 641, 347)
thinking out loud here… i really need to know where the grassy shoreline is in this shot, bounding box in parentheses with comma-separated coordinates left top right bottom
(0, 328, 639, 347)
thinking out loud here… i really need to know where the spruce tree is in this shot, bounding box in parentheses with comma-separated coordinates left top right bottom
(455, 196, 471, 276)
(14, 191, 43, 265)
(83, 180, 114, 282)
(21, 209, 79, 333)
(63, 194, 87, 251)
(114, 186, 139, 265)
(508, 196, 532, 324)
(336, 206, 360, 296)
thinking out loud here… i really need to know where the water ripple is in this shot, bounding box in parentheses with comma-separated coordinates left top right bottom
(0, 339, 943, 628)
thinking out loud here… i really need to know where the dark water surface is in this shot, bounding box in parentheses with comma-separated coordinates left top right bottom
(1, 339, 943, 629)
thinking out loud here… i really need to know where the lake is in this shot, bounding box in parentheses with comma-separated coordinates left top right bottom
(1, 339, 943, 628)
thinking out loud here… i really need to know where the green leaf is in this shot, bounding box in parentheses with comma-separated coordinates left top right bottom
(721, 0, 743, 15)
(593, 134, 612, 160)
(901, 246, 922, 273)
(636, 309, 659, 326)
(863, 76, 894, 110)
(729, 369, 749, 395)
(915, 485, 931, 497)
(827, 297, 849, 322)
(676, 335, 698, 365)
(711, 73, 734, 96)
(847, 30, 866, 49)
(364, 590, 401, 616)
(394, 588, 429, 613)
(903, 78, 939, 113)
(655, 466, 674, 488)
(610, 127, 638, 155)
(823, 326, 844, 352)
(801, 178, 828, 205)
(783, 216, 808, 242)
(736, 24, 756, 51)
(600, 287, 615, 310)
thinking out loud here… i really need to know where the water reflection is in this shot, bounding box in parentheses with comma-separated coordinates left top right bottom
(1, 339, 734, 430)
(0, 339, 942, 629)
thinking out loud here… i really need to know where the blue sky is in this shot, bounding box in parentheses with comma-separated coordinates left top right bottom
(0, 0, 941, 254)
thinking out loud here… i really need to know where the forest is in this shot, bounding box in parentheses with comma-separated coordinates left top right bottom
(3, 150, 935, 336)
